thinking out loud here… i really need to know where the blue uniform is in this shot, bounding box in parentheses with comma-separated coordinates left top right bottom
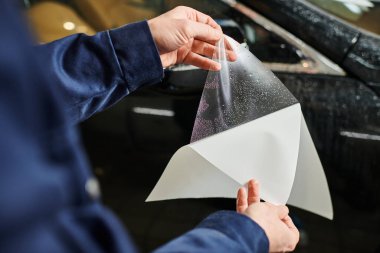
(0, 1, 269, 252)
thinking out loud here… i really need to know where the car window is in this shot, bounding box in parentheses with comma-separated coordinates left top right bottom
(236, 16, 302, 64)
(25, 0, 302, 64)
(305, 0, 380, 35)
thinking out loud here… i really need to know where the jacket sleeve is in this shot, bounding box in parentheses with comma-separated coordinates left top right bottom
(153, 211, 269, 253)
(36, 21, 164, 124)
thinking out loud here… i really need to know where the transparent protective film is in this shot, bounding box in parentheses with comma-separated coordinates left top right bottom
(191, 37, 298, 142)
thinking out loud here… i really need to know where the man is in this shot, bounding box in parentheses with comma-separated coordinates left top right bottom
(0, 2, 299, 252)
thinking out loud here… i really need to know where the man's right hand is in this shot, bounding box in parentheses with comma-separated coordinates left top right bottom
(237, 179, 300, 252)
(148, 6, 236, 70)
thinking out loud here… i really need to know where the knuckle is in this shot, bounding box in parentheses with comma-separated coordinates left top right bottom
(209, 27, 220, 39)
(184, 22, 194, 36)
(174, 6, 186, 11)
(174, 6, 192, 13)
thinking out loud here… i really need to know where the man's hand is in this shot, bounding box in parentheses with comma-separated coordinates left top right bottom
(148, 6, 236, 70)
(237, 179, 300, 252)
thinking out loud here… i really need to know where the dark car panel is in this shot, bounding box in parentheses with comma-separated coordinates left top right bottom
(242, 0, 360, 62)
(277, 73, 380, 206)
(343, 33, 380, 89)
(242, 0, 380, 91)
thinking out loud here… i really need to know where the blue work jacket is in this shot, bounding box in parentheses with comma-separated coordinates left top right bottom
(0, 1, 269, 252)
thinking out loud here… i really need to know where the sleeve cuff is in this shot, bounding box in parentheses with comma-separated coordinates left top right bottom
(198, 210, 269, 253)
(108, 21, 164, 93)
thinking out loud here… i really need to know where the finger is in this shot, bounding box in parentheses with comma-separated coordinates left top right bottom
(169, 6, 221, 31)
(236, 187, 248, 213)
(282, 215, 297, 230)
(187, 20, 223, 44)
(223, 38, 237, 61)
(189, 10, 237, 61)
(275, 205, 289, 219)
(247, 179, 260, 205)
(190, 9, 221, 30)
(224, 37, 233, 50)
(282, 215, 300, 241)
(191, 40, 215, 58)
(282, 216, 300, 251)
(183, 52, 221, 71)
(191, 40, 236, 61)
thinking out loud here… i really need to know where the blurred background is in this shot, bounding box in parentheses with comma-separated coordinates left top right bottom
(23, 0, 380, 252)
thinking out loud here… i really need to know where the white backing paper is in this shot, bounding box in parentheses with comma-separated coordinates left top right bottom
(147, 37, 333, 220)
